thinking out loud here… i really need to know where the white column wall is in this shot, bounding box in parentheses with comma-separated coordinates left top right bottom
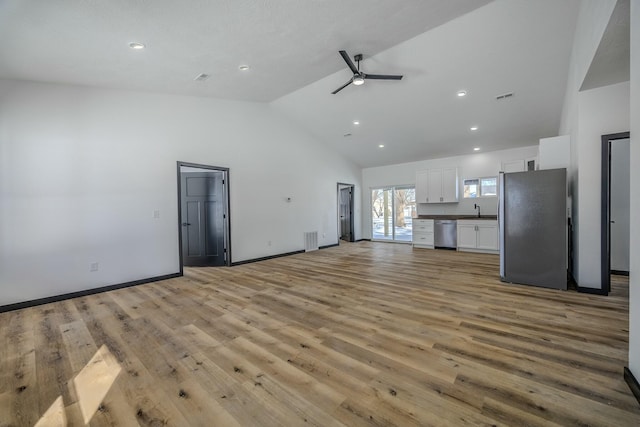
(575, 81, 630, 288)
(558, 0, 618, 287)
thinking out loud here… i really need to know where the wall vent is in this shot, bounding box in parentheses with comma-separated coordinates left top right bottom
(496, 92, 514, 100)
(304, 232, 319, 252)
(194, 73, 211, 81)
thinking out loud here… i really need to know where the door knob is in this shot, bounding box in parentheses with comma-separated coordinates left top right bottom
(182, 222, 191, 226)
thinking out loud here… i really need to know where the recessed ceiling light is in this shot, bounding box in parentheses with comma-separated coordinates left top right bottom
(470, 126, 479, 131)
(378, 144, 385, 148)
(474, 147, 480, 151)
(128, 42, 145, 50)
(457, 90, 467, 97)
(239, 65, 250, 71)
(353, 120, 360, 125)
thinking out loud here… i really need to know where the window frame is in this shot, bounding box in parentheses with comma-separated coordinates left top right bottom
(463, 176, 498, 199)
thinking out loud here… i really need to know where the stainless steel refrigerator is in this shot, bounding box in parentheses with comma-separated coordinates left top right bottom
(499, 168, 567, 290)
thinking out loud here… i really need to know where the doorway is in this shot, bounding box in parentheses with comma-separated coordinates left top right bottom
(338, 183, 355, 242)
(178, 162, 231, 268)
(370, 186, 416, 242)
(601, 132, 630, 294)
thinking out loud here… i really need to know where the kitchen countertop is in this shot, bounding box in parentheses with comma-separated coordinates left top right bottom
(415, 215, 498, 220)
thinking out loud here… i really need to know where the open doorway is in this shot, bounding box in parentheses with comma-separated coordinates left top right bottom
(601, 132, 630, 294)
(337, 183, 355, 242)
(177, 162, 231, 268)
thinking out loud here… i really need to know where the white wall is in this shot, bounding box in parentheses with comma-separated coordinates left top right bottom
(0, 80, 362, 306)
(360, 145, 539, 239)
(628, 0, 640, 383)
(560, 0, 617, 136)
(559, 0, 618, 287)
(575, 81, 630, 288)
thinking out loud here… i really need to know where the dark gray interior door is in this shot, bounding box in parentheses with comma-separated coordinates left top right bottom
(610, 138, 630, 272)
(339, 187, 352, 241)
(181, 171, 226, 266)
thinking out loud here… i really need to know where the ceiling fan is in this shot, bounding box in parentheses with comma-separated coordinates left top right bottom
(331, 50, 403, 94)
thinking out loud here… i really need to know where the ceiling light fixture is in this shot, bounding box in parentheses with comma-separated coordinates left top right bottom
(474, 147, 480, 151)
(239, 65, 250, 71)
(353, 75, 365, 86)
(378, 144, 385, 148)
(353, 120, 360, 125)
(457, 90, 467, 97)
(128, 42, 145, 50)
(470, 126, 479, 131)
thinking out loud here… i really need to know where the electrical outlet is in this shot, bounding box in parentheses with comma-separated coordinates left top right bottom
(153, 210, 160, 219)
(90, 262, 99, 272)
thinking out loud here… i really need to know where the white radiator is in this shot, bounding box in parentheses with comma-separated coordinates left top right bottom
(304, 231, 319, 252)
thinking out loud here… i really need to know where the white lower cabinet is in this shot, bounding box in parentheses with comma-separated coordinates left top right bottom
(412, 219, 434, 248)
(457, 223, 478, 249)
(457, 220, 499, 253)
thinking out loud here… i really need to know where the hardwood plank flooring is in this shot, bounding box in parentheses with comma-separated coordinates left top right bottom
(1, 241, 638, 426)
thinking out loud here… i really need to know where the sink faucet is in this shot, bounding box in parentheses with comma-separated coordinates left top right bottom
(474, 203, 481, 218)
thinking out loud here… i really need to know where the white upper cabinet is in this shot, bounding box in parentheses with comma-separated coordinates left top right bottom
(441, 168, 458, 202)
(501, 159, 525, 173)
(427, 169, 443, 202)
(416, 170, 429, 203)
(416, 168, 458, 203)
(539, 135, 570, 170)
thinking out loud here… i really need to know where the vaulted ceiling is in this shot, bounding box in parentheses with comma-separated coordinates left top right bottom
(0, 0, 585, 167)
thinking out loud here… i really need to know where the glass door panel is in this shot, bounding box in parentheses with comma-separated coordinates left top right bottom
(372, 188, 393, 240)
(371, 186, 415, 242)
(394, 187, 415, 241)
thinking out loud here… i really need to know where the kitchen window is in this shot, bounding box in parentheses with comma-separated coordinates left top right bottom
(463, 177, 497, 198)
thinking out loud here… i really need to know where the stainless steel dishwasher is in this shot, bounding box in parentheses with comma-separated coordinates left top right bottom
(434, 219, 457, 249)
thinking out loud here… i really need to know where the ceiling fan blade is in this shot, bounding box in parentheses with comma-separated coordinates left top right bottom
(339, 50, 359, 74)
(332, 79, 353, 94)
(363, 73, 403, 80)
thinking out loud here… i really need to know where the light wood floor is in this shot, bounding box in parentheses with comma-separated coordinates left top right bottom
(1, 241, 639, 426)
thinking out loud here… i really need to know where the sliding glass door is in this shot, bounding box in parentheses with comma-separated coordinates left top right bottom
(371, 186, 416, 242)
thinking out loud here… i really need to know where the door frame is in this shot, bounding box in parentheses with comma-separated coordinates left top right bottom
(177, 161, 231, 271)
(337, 183, 355, 242)
(600, 131, 630, 295)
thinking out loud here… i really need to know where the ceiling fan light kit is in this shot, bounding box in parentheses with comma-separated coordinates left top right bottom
(332, 50, 403, 94)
